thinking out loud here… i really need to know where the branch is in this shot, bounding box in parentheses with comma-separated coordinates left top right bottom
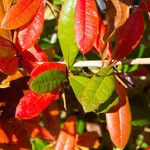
(72, 58, 150, 67)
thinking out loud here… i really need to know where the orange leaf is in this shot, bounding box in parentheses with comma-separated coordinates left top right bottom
(15, 90, 57, 119)
(106, 81, 131, 149)
(17, 0, 44, 50)
(1, 0, 42, 29)
(56, 116, 76, 150)
(75, 0, 99, 54)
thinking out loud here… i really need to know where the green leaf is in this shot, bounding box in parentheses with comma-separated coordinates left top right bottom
(96, 91, 119, 113)
(58, 0, 79, 68)
(69, 75, 90, 101)
(32, 138, 49, 150)
(69, 66, 115, 112)
(31, 70, 66, 93)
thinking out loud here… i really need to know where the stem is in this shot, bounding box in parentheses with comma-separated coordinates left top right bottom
(45, 0, 60, 13)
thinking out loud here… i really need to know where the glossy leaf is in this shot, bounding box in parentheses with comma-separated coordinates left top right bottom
(70, 67, 115, 112)
(114, 12, 145, 61)
(0, 37, 18, 75)
(0, 0, 12, 40)
(31, 70, 66, 93)
(19, 44, 48, 73)
(1, 0, 42, 29)
(31, 62, 66, 78)
(17, 0, 44, 50)
(58, 0, 79, 68)
(56, 116, 76, 150)
(15, 90, 57, 119)
(75, 0, 99, 54)
(93, 19, 106, 54)
(106, 81, 131, 149)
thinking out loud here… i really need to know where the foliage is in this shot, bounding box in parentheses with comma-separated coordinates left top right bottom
(0, 0, 150, 150)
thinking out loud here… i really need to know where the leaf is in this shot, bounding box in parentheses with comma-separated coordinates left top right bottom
(31, 70, 66, 93)
(58, 0, 79, 68)
(106, 81, 131, 149)
(32, 138, 49, 150)
(139, 0, 150, 12)
(104, 0, 131, 41)
(114, 11, 145, 62)
(0, 118, 31, 149)
(0, 70, 23, 88)
(56, 116, 76, 150)
(0, 0, 12, 40)
(17, 0, 44, 50)
(1, 0, 42, 29)
(96, 91, 119, 113)
(19, 44, 48, 73)
(93, 19, 106, 54)
(31, 62, 66, 78)
(15, 90, 57, 119)
(22, 118, 55, 141)
(43, 101, 60, 138)
(76, 131, 100, 148)
(0, 37, 18, 75)
(74, 0, 99, 54)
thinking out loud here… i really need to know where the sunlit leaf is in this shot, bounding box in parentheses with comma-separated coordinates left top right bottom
(15, 90, 57, 119)
(31, 70, 66, 93)
(58, 0, 79, 68)
(1, 0, 42, 29)
(106, 81, 131, 149)
(17, 0, 44, 50)
(75, 0, 99, 54)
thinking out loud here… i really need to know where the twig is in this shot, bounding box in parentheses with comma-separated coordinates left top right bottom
(45, 0, 60, 13)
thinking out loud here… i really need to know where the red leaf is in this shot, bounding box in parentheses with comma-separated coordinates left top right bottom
(93, 20, 106, 54)
(15, 90, 57, 119)
(139, 0, 150, 12)
(1, 0, 42, 29)
(75, 0, 99, 54)
(56, 116, 76, 150)
(106, 82, 131, 149)
(31, 62, 66, 78)
(114, 12, 144, 62)
(17, 0, 44, 50)
(0, 37, 18, 75)
(19, 44, 48, 73)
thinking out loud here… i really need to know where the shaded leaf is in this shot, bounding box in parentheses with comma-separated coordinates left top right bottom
(19, 44, 48, 73)
(114, 11, 145, 61)
(58, 0, 79, 68)
(0, 37, 18, 75)
(56, 116, 76, 150)
(0, 118, 31, 149)
(75, 0, 99, 54)
(76, 131, 100, 148)
(1, 0, 42, 29)
(31, 62, 66, 78)
(31, 70, 66, 93)
(18, 0, 44, 50)
(106, 81, 131, 149)
(15, 90, 57, 119)
(43, 101, 60, 138)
